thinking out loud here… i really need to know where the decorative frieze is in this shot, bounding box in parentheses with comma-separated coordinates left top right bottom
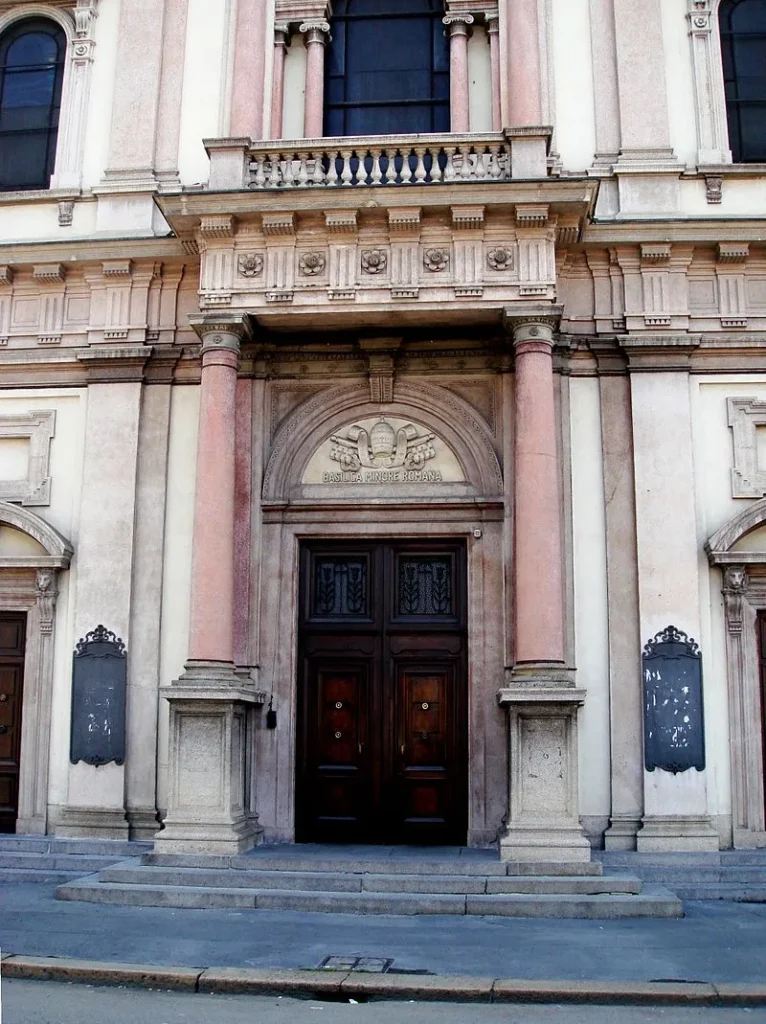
(199, 215, 235, 239)
(423, 248, 450, 273)
(237, 253, 264, 278)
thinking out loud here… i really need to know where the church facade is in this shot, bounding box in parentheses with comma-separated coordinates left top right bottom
(0, 0, 765, 860)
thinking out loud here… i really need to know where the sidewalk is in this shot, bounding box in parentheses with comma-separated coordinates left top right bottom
(1, 881, 766, 987)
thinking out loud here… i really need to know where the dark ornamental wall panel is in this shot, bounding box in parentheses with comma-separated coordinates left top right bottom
(70, 625, 127, 767)
(642, 625, 706, 775)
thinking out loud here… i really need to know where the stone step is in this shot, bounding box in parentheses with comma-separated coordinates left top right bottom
(0, 868, 94, 884)
(599, 850, 766, 867)
(669, 883, 766, 902)
(97, 863, 640, 896)
(605, 865, 766, 883)
(0, 835, 150, 858)
(56, 878, 681, 918)
(0, 852, 120, 872)
(143, 853, 603, 877)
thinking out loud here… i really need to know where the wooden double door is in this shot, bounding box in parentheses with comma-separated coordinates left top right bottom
(296, 540, 467, 845)
(0, 613, 26, 833)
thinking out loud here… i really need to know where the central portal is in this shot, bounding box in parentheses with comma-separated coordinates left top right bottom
(296, 540, 467, 845)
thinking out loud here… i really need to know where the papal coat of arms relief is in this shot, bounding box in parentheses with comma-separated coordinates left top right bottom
(329, 418, 436, 472)
(301, 416, 466, 486)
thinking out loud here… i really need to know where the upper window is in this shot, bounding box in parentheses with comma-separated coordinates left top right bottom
(0, 18, 66, 191)
(325, 0, 449, 137)
(720, 0, 766, 162)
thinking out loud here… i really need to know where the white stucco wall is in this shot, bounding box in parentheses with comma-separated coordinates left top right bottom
(467, 27, 492, 134)
(82, 0, 121, 189)
(282, 35, 307, 140)
(157, 384, 199, 810)
(552, 0, 596, 171)
(569, 377, 611, 820)
(661, 0, 699, 167)
(178, 0, 230, 184)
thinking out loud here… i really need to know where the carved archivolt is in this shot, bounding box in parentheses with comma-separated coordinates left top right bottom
(262, 379, 503, 501)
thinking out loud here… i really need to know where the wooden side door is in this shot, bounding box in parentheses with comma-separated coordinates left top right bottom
(296, 546, 380, 843)
(386, 544, 467, 845)
(0, 612, 26, 833)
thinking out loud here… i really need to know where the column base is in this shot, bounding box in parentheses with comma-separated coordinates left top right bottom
(154, 815, 261, 856)
(51, 806, 129, 839)
(604, 815, 642, 851)
(497, 681, 591, 865)
(500, 824, 592, 864)
(126, 807, 160, 840)
(637, 815, 720, 852)
(14, 814, 46, 836)
(153, 662, 266, 857)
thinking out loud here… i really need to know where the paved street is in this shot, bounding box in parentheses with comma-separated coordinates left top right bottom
(3, 981, 766, 1024)
(2, 882, 766, 984)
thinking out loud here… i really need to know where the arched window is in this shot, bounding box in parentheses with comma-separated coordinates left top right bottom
(325, 0, 449, 137)
(720, 0, 766, 162)
(0, 18, 66, 191)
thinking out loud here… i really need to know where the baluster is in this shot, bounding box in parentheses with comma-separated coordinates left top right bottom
(371, 148, 383, 185)
(443, 146, 456, 182)
(340, 148, 353, 186)
(413, 146, 427, 184)
(253, 158, 266, 188)
(400, 147, 413, 184)
(283, 153, 295, 187)
(312, 152, 325, 186)
(474, 146, 489, 180)
(326, 149, 340, 186)
(297, 154, 310, 187)
(263, 156, 276, 187)
(499, 145, 511, 179)
(461, 147, 474, 180)
(428, 147, 443, 184)
(487, 144, 502, 179)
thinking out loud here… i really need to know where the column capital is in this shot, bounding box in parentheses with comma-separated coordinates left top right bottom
(503, 305, 563, 346)
(443, 13, 474, 35)
(274, 23, 291, 46)
(299, 20, 331, 43)
(189, 314, 252, 355)
(485, 12, 500, 35)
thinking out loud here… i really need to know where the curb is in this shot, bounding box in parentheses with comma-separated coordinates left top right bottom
(2, 955, 766, 1006)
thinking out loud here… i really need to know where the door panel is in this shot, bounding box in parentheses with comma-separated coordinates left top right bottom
(0, 612, 26, 834)
(297, 541, 466, 845)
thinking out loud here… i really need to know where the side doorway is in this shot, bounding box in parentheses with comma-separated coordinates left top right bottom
(296, 540, 467, 845)
(0, 612, 26, 833)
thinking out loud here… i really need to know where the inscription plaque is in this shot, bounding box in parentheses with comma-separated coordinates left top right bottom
(70, 624, 127, 767)
(642, 625, 705, 775)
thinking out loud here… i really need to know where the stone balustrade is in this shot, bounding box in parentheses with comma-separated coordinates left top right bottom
(204, 129, 553, 192)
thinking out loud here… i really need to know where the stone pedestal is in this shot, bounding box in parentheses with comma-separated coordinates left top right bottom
(637, 816, 719, 853)
(156, 662, 265, 854)
(498, 685, 591, 863)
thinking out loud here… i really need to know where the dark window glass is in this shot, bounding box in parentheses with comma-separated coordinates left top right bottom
(325, 0, 449, 137)
(313, 557, 369, 617)
(397, 555, 453, 617)
(0, 19, 66, 191)
(720, 0, 766, 162)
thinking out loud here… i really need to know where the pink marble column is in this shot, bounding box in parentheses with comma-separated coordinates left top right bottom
(301, 21, 330, 139)
(444, 15, 473, 133)
(231, 0, 268, 139)
(486, 15, 502, 132)
(508, 0, 542, 126)
(188, 320, 247, 666)
(511, 315, 565, 668)
(270, 25, 290, 140)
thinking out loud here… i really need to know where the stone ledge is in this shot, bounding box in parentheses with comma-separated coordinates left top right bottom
(3, 956, 766, 1005)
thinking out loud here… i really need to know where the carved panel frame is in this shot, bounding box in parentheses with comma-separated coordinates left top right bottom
(0, 410, 56, 506)
(728, 397, 766, 498)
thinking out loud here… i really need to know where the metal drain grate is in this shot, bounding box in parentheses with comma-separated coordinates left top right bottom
(317, 956, 394, 973)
